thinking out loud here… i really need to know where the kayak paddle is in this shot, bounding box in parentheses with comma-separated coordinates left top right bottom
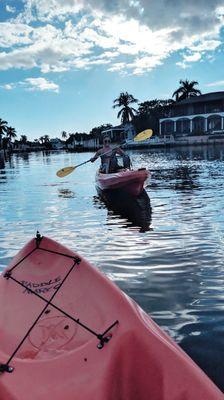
(56, 147, 118, 178)
(56, 128, 153, 178)
(134, 129, 153, 142)
(56, 160, 91, 178)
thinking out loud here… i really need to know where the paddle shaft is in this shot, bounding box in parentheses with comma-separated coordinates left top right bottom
(74, 159, 92, 169)
(56, 146, 123, 177)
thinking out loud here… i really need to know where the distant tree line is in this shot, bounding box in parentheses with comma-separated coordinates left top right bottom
(0, 118, 52, 150)
(61, 124, 113, 145)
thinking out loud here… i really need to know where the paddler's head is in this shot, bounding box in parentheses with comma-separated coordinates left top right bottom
(103, 135, 111, 148)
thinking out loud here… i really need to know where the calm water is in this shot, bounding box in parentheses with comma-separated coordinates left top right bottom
(0, 146, 224, 391)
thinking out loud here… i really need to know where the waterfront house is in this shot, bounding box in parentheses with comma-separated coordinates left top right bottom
(102, 123, 136, 142)
(67, 134, 99, 150)
(159, 91, 224, 138)
(50, 138, 65, 150)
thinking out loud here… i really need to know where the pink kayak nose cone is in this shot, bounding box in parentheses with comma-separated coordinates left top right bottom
(0, 236, 223, 400)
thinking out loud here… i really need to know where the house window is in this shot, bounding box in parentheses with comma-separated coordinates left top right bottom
(192, 117, 205, 133)
(161, 120, 174, 134)
(207, 116, 222, 131)
(176, 119, 190, 134)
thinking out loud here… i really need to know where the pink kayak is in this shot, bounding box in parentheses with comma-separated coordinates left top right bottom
(95, 168, 149, 196)
(0, 235, 223, 400)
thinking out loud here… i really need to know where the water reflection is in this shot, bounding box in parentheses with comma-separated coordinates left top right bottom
(150, 165, 200, 190)
(58, 189, 76, 198)
(0, 154, 5, 168)
(92, 195, 107, 209)
(14, 152, 30, 163)
(42, 151, 53, 165)
(94, 189, 152, 232)
(0, 158, 6, 181)
(145, 144, 224, 162)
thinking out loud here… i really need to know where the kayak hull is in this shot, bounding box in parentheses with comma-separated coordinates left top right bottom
(95, 169, 149, 196)
(0, 236, 222, 400)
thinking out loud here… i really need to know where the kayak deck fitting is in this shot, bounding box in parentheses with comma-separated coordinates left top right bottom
(0, 233, 222, 400)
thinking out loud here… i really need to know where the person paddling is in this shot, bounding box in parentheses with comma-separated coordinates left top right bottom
(90, 135, 130, 173)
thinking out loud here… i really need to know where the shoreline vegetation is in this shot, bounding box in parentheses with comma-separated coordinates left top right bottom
(1, 80, 224, 161)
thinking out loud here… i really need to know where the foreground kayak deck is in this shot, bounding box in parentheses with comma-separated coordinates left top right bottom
(0, 236, 223, 400)
(95, 169, 149, 196)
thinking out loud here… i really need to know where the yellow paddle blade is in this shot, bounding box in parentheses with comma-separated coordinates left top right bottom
(134, 129, 153, 142)
(56, 166, 75, 178)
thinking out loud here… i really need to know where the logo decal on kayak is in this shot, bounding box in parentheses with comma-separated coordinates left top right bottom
(28, 316, 77, 350)
(21, 276, 62, 295)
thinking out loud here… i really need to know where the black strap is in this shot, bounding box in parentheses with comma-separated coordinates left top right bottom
(0, 232, 119, 372)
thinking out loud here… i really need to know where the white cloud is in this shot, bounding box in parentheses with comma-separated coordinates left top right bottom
(19, 0, 83, 22)
(18, 0, 224, 34)
(24, 77, 59, 92)
(0, 0, 223, 75)
(176, 61, 191, 69)
(0, 23, 32, 47)
(0, 22, 92, 72)
(108, 62, 127, 72)
(190, 39, 221, 52)
(0, 49, 37, 70)
(18, 0, 224, 53)
(1, 83, 15, 90)
(6, 5, 16, 13)
(127, 55, 163, 75)
(177, 50, 204, 69)
(205, 80, 224, 87)
(183, 52, 202, 62)
(1, 77, 59, 92)
(176, 46, 210, 69)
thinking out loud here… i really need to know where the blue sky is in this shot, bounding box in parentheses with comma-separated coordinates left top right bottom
(0, 0, 224, 140)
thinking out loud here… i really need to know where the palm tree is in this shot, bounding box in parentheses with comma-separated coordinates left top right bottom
(172, 80, 201, 102)
(113, 92, 138, 124)
(7, 126, 17, 142)
(43, 135, 50, 143)
(5, 126, 16, 151)
(20, 135, 27, 144)
(61, 131, 67, 139)
(0, 118, 8, 148)
(39, 136, 45, 144)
